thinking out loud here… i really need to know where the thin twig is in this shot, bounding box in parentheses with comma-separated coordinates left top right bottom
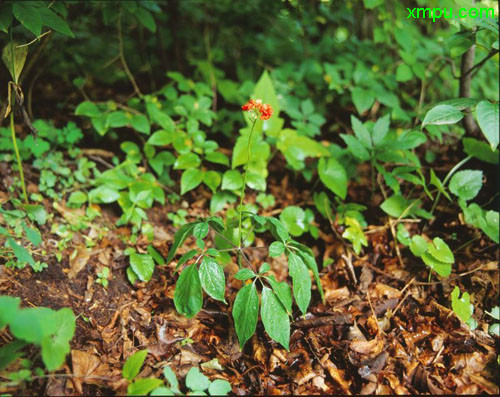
(117, 12, 142, 98)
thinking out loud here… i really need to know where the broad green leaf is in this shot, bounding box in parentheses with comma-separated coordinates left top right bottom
(451, 286, 473, 323)
(147, 130, 173, 146)
(340, 134, 370, 161)
(221, 170, 243, 191)
(232, 283, 259, 348)
(427, 238, 454, 264)
(476, 101, 499, 150)
(199, 257, 226, 302)
(318, 157, 347, 199)
(380, 194, 409, 218)
(266, 217, 289, 242)
(41, 308, 75, 371)
(276, 128, 329, 170)
(2, 41, 27, 83)
(174, 152, 201, 170)
(12, 3, 41, 36)
(279, 206, 306, 237)
(131, 114, 150, 135)
(205, 151, 229, 166)
(37, 7, 73, 37)
(290, 244, 324, 302)
(9, 307, 56, 344)
(234, 268, 256, 281)
(0, 296, 20, 329)
(127, 378, 164, 396)
(287, 253, 311, 315)
(372, 114, 390, 146)
(67, 191, 88, 207)
(351, 87, 375, 114)
(422, 104, 463, 127)
(185, 367, 210, 391)
(449, 169, 482, 202)
(23, 204, 47, 225)
(181, 169, 204, 195)
(351, 116, 372, 148)
(75, 101, 100, 118)
(22, 223, 41, 246)
(268, 241, 285, 257)
(265, 276, 293, 314)
(135, 7, 156, 32)
(203, 171, 221, 193)
(129, 253, 155, 282)
(208, 379, 232, 396)
(174, 263, 203, 318)
(193, 222, 209, 240)
(252, 70, 280, 120)
(395, 64, 413, 82)
(463, 138, 499, 165)
(7, 238, 35, 266)
(438, 98, 479, 110)
(147, 245, 165, 265)
(409, 235, 428, 257)
(261, 287, 290, 350)
(421, 252, 452, 277)
(163, 366, 180, 393)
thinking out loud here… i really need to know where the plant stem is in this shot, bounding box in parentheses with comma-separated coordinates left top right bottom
(430, 155, 472, 215)
(10, 111, 28, 203)
(238, 120, 257, 250)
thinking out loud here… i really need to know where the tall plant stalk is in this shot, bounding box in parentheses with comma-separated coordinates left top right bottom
(237, 119, 257, 250)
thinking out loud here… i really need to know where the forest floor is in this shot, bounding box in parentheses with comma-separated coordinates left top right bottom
(0, 131, 499, 395)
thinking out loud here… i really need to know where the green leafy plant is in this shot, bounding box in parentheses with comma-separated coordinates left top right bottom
(408, 235, 454, 278)
(121, 350, 231, 396)
(96, 266, 110, 288)
(451, 286, 476, 329)
(0, 296, 75, 387)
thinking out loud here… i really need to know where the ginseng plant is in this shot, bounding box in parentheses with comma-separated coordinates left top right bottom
(167, 99, 324, 350)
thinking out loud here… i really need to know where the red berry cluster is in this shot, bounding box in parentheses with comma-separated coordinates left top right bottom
(241, 99, 273, 120)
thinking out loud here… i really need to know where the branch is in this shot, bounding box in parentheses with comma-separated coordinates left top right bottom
(117, 12, 143, 98)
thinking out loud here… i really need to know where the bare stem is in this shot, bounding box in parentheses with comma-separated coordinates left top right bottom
(118, 12, 143, 98)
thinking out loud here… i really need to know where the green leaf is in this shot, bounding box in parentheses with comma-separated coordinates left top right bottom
(175, 249, 198, 271)
(7, 238, 35, 266)
(449, 170, 482, 202)
(174, 264, 203, 318)
(67, 191, 88, 207)
(427, 238, 454, 264)
(451, 286, 473, 323)
(268, 241, 285, 257)
(372, 114, 390, 146)
(129, 253, 155, 282)
(0, 296, 20, 329)
(475, 101, 499, 150)
(22, 223, 41, 247)
(221, 170, 243, 191)
(395, 64, 413, 82)
(232, 283, 259, 348)
(163, 366, 180, 393)
(181, 169, 204, 195)
(2, 42, 28, 83)
(147, 245, 165, 265)
(265, 276, 293, 314)
(351, 87, 374, 114)
(340, 134, 370, 161)
(261, 287, 290, 350)
(12, 3, 42, 36)
(185, 367, 210, 391)
(463, 138, 499, 165)
(199, 257, 226, 303)
(351, 116, 372, 148)
(37, 7, 73, 37)
(205, 151, 229, 166)
(174, 152, 201, 170)
(147, 129, 173, 146)
(167, 223, 197, 262)
(253, 70, 280, 120)
(422, 104, 463, 127)
(131, 114, 150, 135)
(422, 252, 452, 277)
(135, 7, 156, 32)
(40, 308, 75, 371)
(290, 245, 324, 302)
(438, 98, 480, 110)
(318, 157, 348, 199)
(288, 253, 311, 315)
(193, 223, 209, 240)
(380, 194, 409, 218)
(22, 204, 47, 225)
(203, 171, 221, 193)
(279, 206, 306, 237)
(429, 169, 451, 201)
(9, 307, 55, 344)
(234, 268, 256, 281)
(409, 235, 428, 257)
(128, 378, 164, 396)
(208, 379, 232, 396)
(75, 101, 100, 118)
